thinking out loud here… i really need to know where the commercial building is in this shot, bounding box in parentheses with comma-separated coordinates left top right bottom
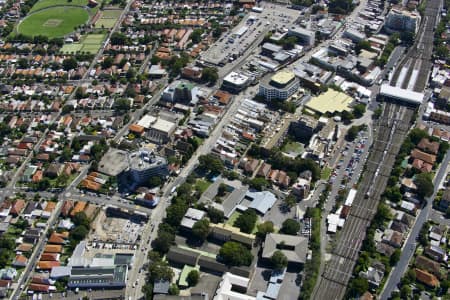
(343, 29, 366, 43)
(136, 114, 178, 144)
(162, 81, 194, 104)
(98, 148, 168, 186)
(305, 90, 353, 114)
(289, 115, 319, 141)
(222, 72, 250, 93)
(127, 150, 168, 185)
(385, 8, 421, 34)
(287, 26, 315, 47)
(258, 70, 300, 100)
(67, 265, 127, 289)
(147, 118, 177, 144)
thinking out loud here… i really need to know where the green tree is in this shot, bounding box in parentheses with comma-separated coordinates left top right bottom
(346, 126, 359, 141)
(192, 218, 210, 241)
(70, 225, 89, 241)
(72, 212, 90, 228)
(207, 207, 224, 224)
(0, 237, 15, 250)
(409, 128, 428, 145)
(201, 67, 219, 85)
(270, 250, 288, 270)
(414, 173, 434, 198)
(280, 219, 300, 235)
(256, 221, 274, 239)
(234, 209, 257, 234)
(114, 98, 130, 111)
(190, 29, 203, 44)
(219, 241, 253, 266)
(149, 176, 162, 188)
(218, 183, 227, 197)
(110, 32, 128, 45)
(347, 278, 369, 298)
(390, 249, 401, 266)
(148, 259, 174, 282)
(198, 154, 224, 174)
(101, 56, 114, 69)
(400, 285, 411, 299)
(153, 230, 174, 254)
(353, 104, 366, 118)
(249, 177, 268, 191)
(355, 40, 372, 54)
(186, 270, 200, 287)
(168, 284, 179, 295)
(61, 104, 74, 115)
(283, 194, 297, 209)
(62, 57, 78, 71)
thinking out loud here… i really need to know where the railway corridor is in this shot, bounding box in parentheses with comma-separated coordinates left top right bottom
(313, 103, 415, 300)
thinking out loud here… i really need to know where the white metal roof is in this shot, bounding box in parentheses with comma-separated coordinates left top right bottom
(380, 84, 424, 104)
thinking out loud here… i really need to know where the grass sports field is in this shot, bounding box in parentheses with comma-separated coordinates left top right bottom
(60, 33, 105, 54)
(29, 0, 88, 12)
(94, 9, 121, 28)
(18, 6, 89, 38)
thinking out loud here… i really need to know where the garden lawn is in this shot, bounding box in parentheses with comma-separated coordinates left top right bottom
(195, 179, 211, 194)
(226, 211, 242, 226)
(321, 167, 332, 180)
(18, 6, 89, 38)
(282, 141, 304, 157)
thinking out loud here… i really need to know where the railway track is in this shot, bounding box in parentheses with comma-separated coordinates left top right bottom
(390, 0, 442, 91)
(313, 102, 415, 300)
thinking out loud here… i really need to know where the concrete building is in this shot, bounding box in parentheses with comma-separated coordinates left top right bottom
(287, 26, 315, 47)
(180, 208, 206, 230)
(213, 272, 256, 300)
(222, 72, 250, 93)
(292, 177, 310, 199)
(258, 70, 300, 100)
(385, 8, 421, 34)
(67, 265, 127, 289)
(147, 118, 177, 144)
(162, 81, 194, 104)
(98, 148, 168, 186)
(289, 115, 319, 141)
(128, 150, 168, 185)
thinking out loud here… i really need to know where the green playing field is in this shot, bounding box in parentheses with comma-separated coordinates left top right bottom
(18, 6, 89, 38)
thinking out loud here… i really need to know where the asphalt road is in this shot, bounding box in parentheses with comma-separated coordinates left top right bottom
(380, 149, 450, 300)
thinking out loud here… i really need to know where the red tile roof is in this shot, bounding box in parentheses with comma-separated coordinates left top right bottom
(415, 268, 439, 287)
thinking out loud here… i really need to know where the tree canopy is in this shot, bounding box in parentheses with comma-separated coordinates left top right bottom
(198, 154, 224, 174)
(192, 218, 210, 241)
(280, 219, 300, 235)
(234, 209, 257, 234)
(186, 270, 200, 287)
(414, 173, 434, 198)
(271, 250, 288, 270)
(256, 221, 274, 239)
(207, 207, 224, 224)
(219, 241, 253, 266)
